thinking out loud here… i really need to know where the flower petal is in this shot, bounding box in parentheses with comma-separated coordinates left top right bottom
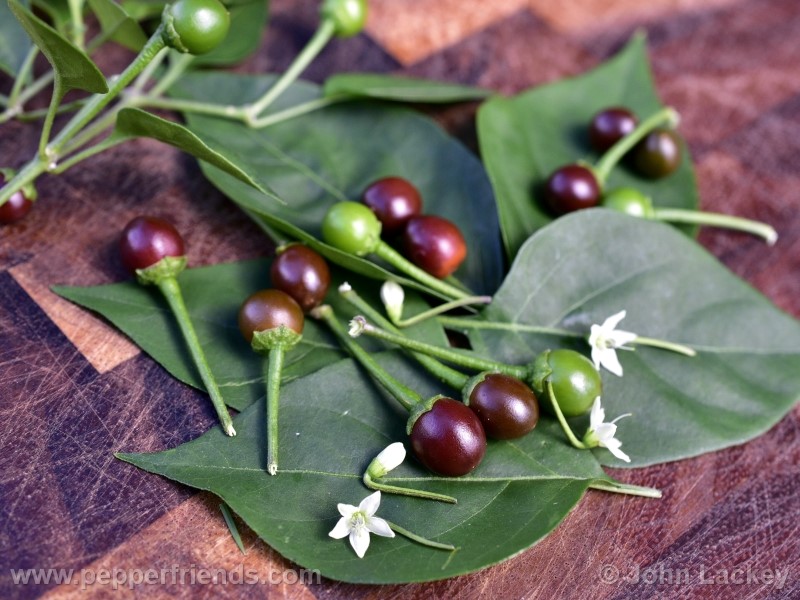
(602, 310, 627, 331)
(609, 330, 637, 347)
(590, 344, 603, 371)
(358, 490, 382, 517)
(599, 347, 624, 377)
(594, 422, 617, 443)
(337, 503, 357, 519)
(366, 516, 395, 538)
(328, 517, 352, 539)
(349, 527, 370, 558)
(602, 437, 631, 462)
(589, 397, 604, 430)
(588, 324, 602, 348)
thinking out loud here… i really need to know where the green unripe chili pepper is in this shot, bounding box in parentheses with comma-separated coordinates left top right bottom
(162, 0, 231, 55)
(320, 0, 368, 37)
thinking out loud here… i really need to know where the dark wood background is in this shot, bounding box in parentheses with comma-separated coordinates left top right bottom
(1, 0, 799, 598)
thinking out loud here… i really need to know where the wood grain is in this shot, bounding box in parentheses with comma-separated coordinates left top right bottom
(1, 0, 799, 598)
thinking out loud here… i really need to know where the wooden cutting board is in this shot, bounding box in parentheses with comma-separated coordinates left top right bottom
(1, 0, 798, 597)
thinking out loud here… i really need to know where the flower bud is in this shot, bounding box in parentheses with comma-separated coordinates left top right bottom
(366, 442, 406, 479)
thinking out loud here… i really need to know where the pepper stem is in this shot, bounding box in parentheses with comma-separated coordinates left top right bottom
(386, 521, 458, 552)
(338, 285, 469, 390)
(244, 19, 336, 123)
(652, 208, 777, 245)
(265, 345, 286, 475)
(362, 472, 457, 504)
(589, 480, 663, 499)
(632, 336, 696, 357)
(546, 381, 586, 450)
(157, 277, 236, 437)
(594, 107, 679, 184)
(372, 241, 471, 301)
(437, 316, 581, 338)
(311, 305, 421, 412)
(351, 316, 528, 379)
(393, 296, 493, 328)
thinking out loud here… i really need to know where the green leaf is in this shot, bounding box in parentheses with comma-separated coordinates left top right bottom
(54, 259, 450, 412)
(112, 108, 281, 203)
(116, 353, 608, 583)
(462, 210, 800, 468)
(9, 0, 108, 94)
(476, 34, 699, 261)
(220, 503, 247, 554)
(323, 73, 492, 103)
(87, 0, 148, 51)
(170, 72, 504, 295)
(0, 0, 33, 77)
(30, 0, 73, 34)
(191, 0, 268, 67)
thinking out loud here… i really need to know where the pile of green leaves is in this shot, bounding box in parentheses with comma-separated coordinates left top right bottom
(7, 1, 798, 584)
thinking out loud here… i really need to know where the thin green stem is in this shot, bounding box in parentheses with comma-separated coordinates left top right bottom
(61, 109, 119, 155)
(38, 80, 65, 159)
(353, 317, 527, 379)
(250, 96, 344, 128)
(130, 46, 169, 94)
(59, 42, 170, 156)
(394, 296, 492, 328)
(18, 98, 89, 122)
(0, 158, 47, 207)
(438, 317, 696, 357)
(8, 71, 57, 119)
(632, 336, 696, 357)
(373, 242, 470, 301)
(386, 521, 457, 552)
(245, 19, 336, 122)
(362, 473, 457, 504)
(51, 136, 125, 174)
(67, 0, 86, 48)
(594, 107, 679, 184)
(265, 345, 285, 475)
(8, 46, 39, 108)
(437, 316, 580, 338)
(653, 207, 777, 245)
(148, 52, 194, 97)
(312, 306, 420, 412)
(157, 277, 236, 437)
(339, 286, 469, 390)
(546, 381, 587, 450)
(589, 480, 662, 499)
(47, 32, 167, 157)
(134, 95, 247, 119)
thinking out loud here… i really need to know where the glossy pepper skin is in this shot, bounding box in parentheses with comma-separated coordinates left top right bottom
(0, 191, 32, 224)
(468, 373, 539, 440)
(362, 177, 423, 235)
(632, 129, 682, 178)
(544, 165, 601, 215)
(589, 107, 638, 152)
(270, 245, 331, 312)
(410, 398, 486, 476)
(402, 215, 467, 279)
(320, 0, 368, 37)
(542, 349, 602, 417)
(119, 216, 185, 273)
(162, 0, 231, 55)
(322, 201, 382, 256)
(237, 289, 304, 343)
